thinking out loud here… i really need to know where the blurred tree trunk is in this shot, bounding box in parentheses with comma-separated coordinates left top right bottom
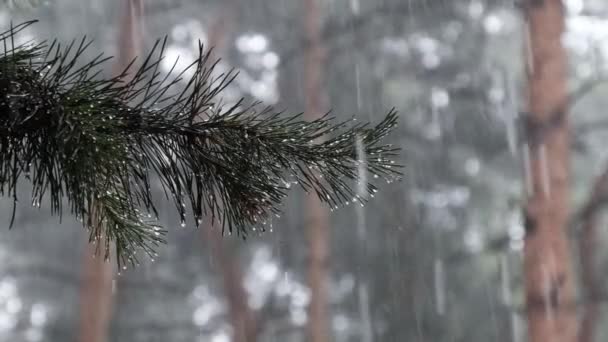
(79, 243, 113, 342)
(201, 3, 258, 342)
(204, 227, 257, 342)
(578, 167, 608, 342)
(113, 0, 145, 72)
(522, 1, 577, 342)
(303, 0, 330, 341)
(78, 2, 144, 342)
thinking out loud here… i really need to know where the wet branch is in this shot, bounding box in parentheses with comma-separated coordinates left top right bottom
(0, 21, 400, 267)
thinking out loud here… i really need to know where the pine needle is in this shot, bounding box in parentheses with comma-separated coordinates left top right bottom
(0, 21, 401, 267)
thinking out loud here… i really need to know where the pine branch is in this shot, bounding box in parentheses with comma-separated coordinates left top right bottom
(0, 21, 401, 267)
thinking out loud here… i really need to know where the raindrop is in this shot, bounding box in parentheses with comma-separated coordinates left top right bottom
(511, 311, 522, 342)
(525, 23, 534, 75)
(355, 64, 362, 111)
(500, 254, 511, 304)
(434, 258, 446, 315)
(539, 144, 551, 198)
(522, 143, 533, 196)
(505, 112, 518, 156)
(541, 264, 555, 322)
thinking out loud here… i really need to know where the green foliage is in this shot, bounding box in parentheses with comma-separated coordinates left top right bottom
(0, 21, 400, 267)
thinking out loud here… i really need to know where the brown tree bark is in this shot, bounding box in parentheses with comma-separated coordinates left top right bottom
(522, 1, 578, 342)
(78, 243, 114, 342)
(204, 227, 258, 342)
(113, 0, 145, 74)
(577, 166, 608, 342)
(200, 4, 258, 342)
(78, 2, 144, 342)
(303, 0, 330, 341)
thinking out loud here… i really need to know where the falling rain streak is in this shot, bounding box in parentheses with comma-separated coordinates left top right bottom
(500, 254, 511, 305)
(434, 258, 446, 315)
(541, 264, 555, 323)
(355, 135, 373, 342)
(539, 144, 551, 198)
(523, 143, 534, 196)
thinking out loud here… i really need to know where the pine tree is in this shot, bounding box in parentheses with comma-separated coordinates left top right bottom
(0, 20, 400, 267)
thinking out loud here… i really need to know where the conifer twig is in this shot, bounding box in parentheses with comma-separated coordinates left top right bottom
(0, 21, 401, 267)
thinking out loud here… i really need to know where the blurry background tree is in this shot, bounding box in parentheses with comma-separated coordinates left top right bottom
(0, 0, 608, 342)
(79, 2, 144, 342)
(302, 0, 330, 341)
(522, 1, 577, 342)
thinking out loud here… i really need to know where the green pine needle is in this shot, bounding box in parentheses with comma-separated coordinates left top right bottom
(0, 21, 401, 267)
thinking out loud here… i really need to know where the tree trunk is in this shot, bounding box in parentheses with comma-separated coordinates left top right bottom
(78, 2, 144, 342)
(578, 166, 608, 342)
(204, 227, 257, 342)
(522, 1, 578, 342)
(78, 247, 114, 342)
(303, 0, 330, 341)
(201, 4, 258, 342)
(113, 0, 145, 74)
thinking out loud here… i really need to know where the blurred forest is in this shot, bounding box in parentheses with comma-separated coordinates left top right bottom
(0, 0, 607, 341)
